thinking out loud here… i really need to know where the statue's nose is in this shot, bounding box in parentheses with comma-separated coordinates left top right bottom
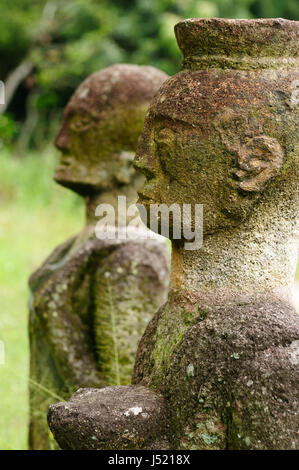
(54, 122, 71, 152)
(134, 137, 159, 180)
(134, 153, 156, 180)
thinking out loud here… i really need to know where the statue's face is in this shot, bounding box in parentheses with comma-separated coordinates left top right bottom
(135, 73, 287, 236)
(135, 115, 238, 235)
(54, 106, 141, 195)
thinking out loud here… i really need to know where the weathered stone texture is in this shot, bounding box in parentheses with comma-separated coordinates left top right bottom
(48, 386, 170, 450)
(48, 19, 299, 450)
(29, 64, 169, 449)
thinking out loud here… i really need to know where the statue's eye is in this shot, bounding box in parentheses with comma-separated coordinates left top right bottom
(70, 115, 93, 133)
(154, 128, 176, 156)
(153, 128, 178, 177)
(155, 128, 176, 144)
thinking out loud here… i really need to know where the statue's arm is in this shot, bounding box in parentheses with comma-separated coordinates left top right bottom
(29, 235, 77, 293)
(92, 241, 170, 385)
(30, 267, 106, 391)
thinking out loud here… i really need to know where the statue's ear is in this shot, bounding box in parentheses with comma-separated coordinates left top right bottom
(234, 135, 284, 192)
(215, 108, 284, 193)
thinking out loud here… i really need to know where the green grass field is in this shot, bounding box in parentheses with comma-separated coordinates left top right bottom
(0, 148, 83, 449)
(0, 148, 298, 450)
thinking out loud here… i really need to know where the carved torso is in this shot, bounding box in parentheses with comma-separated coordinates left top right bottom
(47, 19, 299, 451)
(133, 289, 299, 449)
(29, 231, 169, 449)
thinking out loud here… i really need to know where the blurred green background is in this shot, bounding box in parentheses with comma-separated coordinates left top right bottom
(0, 0, 298, 450)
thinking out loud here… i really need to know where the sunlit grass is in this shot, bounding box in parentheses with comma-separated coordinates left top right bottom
(0, 148, 83, 449)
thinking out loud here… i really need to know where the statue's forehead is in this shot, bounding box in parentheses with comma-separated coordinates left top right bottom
(148, 111, 198, 129)
(63, 77, 113, 120)
(147, 106, 204, 134)
(64, 95, 102, 120)
(148, 71, 208, 128)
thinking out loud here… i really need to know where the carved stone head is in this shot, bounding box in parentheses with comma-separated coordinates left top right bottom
(135, 19, 299, 236)
(54, 64, 168, 195)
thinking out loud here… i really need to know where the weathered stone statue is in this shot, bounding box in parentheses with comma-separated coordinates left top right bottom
(29, 64, 170, 449)
(48, 19, 299, 450)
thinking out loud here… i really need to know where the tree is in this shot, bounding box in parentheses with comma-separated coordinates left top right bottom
(0, 0, 298, 151)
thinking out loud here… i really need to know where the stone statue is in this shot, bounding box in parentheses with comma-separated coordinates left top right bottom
(29, 64, 170, 449)
(48, 18, 299, 450)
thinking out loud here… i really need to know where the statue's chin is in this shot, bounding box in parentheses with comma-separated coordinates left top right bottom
(53, 172, 98, 196)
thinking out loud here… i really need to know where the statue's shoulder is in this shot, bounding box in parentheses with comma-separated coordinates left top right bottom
(91, 230, 170, 276)
(95, 235, 170, 286)
(28, 235, 77, 291)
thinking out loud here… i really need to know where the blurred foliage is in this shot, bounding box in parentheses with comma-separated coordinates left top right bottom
(0, 0, 298, 151)
(0, 114, 19, 146)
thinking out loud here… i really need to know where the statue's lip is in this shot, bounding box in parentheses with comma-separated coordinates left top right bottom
(175, 18, 299, 31)
(174, 17, 299, 60)
(136, 191, 156, 205)
(55, 163, 71, 170)
(137, 189, 150, 198)
(56, 155, 73, 167)
(176, 17, 299, 25)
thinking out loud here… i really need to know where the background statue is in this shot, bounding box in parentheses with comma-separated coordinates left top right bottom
(29, 64, 170, 449)
(48, 19, 298, 450)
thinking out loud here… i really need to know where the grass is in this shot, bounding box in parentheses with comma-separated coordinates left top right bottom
(0, 147, 83, 450)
